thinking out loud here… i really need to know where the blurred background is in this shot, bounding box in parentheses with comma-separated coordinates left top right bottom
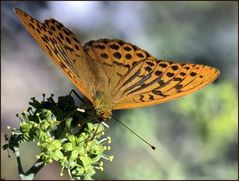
(1, 1, 238, 180)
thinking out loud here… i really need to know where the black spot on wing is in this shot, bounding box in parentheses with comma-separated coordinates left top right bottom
(75, 45, 79, 50)
(51, 26, 56, 31)
(136, 53, 144, 58)
(101, 53, 109, 59)
(66, 37, 71, 44)
(113, 52, 122, 59)
(175, 84, 183, 90)
(125, 54, 132, 60)
(152, 89, 168, 97)
(144, 66, 152, 72)
(29, 23, 35, 29)
(149, 94, 154, 100)
(109, 44, 120, 50)
(97, 44, 106, 49)
(166, 72, 174, 77)
(155, 70, 163, 76)
(180, 72, 186, 76)
(159, 63, 168, 68)
(173, 77, 183, 81)
(59, 33, 64, 39)
(63, 29, 70, 36)
(190, 72, 197, 76)
(171, 65, 179, 70)
(123, 46, 131, 51)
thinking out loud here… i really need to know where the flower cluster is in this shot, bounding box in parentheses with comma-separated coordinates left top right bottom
(4, 94, 113, 180)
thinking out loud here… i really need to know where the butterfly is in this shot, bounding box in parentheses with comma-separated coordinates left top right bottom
(15, 8, 220, 121)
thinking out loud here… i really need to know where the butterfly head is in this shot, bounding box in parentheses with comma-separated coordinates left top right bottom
(95, 108, 112, 121)
(94, 91, 112, 121)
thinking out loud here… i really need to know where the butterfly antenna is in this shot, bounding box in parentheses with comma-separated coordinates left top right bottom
(112, 116, 156, 150)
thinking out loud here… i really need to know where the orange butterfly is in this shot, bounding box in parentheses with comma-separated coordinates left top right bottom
(15, 8, 220, 121)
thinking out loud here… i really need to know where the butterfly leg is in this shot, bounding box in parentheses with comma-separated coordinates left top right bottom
(4, 134, 11, 158)
(93, 121, 109, 137)
(68, 90, 109, 142)
(82, 120, 109, 144)
(69, 89, 93, 115)
(69, 89, 86, 104)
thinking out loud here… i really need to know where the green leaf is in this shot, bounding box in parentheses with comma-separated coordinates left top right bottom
(48, 140, 62, 151)
(67, 135, 76, 142)
(80, 156, 92, 167)
(70, 150, 79, 161)
(63, 142, 73, 151)
(53, 150, 64, 161)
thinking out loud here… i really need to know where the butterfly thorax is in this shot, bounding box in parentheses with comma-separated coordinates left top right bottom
(94, 91, 112, 121)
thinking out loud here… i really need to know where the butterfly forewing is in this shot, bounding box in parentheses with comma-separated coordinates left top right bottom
(15, 8, 93, 103)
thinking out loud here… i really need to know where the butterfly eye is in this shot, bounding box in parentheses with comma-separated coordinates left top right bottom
(96, 109, 104, 117)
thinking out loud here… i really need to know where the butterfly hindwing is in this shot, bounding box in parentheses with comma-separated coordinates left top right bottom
(112, 59, 219, 109)
(83, 38, 219, 110)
